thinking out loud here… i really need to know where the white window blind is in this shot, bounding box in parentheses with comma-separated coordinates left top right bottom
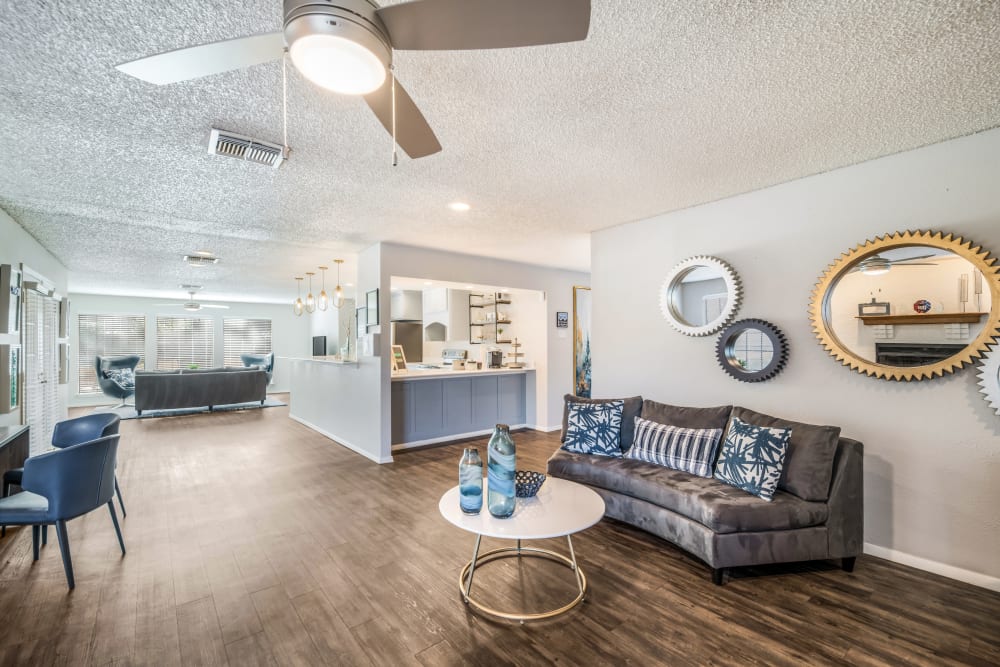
(156, 316, 214, 370)
(223, 318, 272, 367)
(78, 314, 146, 395)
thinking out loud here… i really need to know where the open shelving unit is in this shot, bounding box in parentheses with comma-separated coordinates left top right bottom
(469, 293, 512, 344)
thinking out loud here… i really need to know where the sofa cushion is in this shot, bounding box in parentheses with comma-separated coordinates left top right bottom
(714, 417, 791, 502)
(732, 407, 841, 502)
(561, 400, 624, 457)
(626, 417, 722, 478)
(547, 450, 827, 533)
(641, 400, 732, 430)
(561, 394, 643, 450)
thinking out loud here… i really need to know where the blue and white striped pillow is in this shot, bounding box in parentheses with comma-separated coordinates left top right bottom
(626, 417, 723, 478)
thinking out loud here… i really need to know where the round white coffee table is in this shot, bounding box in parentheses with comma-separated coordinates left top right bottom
(438, 477, 605, 623)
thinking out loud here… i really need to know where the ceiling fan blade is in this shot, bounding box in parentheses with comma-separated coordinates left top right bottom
(201, 305, 231, 309)
(116, 33, 285, 85)
(376, 0, 591, 51)
(364, 77, 441, 159)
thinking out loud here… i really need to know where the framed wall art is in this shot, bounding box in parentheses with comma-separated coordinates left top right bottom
(573, 286, 592, 398)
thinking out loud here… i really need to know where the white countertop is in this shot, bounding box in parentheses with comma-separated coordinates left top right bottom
(392, 367, 534, 381)
(280, 355, 359, 366)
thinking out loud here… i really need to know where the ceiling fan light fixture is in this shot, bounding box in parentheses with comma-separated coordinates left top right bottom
(285, 10, 390, 96)
(184, 303, 201, 312)
(859, 257, 891, 276)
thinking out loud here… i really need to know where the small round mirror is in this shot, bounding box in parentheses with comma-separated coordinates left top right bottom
(660, 256, 742, 336)
(716, 319, 788, 382)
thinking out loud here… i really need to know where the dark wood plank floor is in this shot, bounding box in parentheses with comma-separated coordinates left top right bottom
(0, 398, 997, 666)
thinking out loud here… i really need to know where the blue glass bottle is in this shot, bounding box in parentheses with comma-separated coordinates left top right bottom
(459, 448, 483, 514)
(487, 424, 516, 518)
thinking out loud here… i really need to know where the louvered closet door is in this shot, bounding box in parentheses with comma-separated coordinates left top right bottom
(23, 290, 60, 455)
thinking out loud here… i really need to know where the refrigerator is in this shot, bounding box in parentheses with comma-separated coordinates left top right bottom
(390, 321, 423, 363)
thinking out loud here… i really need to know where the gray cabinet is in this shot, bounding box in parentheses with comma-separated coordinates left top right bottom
(391, 373, 528, 445)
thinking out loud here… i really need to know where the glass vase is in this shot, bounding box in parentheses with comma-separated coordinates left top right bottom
(487, 424, 516, 518)
(459, 448, 483, 514)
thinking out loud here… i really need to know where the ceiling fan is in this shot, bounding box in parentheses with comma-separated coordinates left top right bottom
(853, 254, 939, 276)
(156, 290, 231, 312)
(115, 0, 592, 159)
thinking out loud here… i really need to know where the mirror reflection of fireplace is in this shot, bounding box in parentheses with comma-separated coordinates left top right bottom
(875, 342, 967, 367)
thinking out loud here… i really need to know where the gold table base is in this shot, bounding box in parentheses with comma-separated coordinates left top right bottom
(458, 536, 587, 623)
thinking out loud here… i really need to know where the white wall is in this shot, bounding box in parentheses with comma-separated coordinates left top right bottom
(0, 209, 69, 430)
(67, 293, 312, 404)
(591, 127, 1000, 588)
(309, 298, 356, 354)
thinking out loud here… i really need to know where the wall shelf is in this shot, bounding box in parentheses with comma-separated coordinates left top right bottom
(857, 312, 988, 326)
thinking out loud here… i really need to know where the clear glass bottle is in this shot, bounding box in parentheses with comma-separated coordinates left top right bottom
(487, 424, 516, 518)
(459, 448, 483, 514)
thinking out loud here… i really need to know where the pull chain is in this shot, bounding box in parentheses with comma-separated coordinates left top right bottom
(282, 51, 289, 161)
(390, 64, 398, 167)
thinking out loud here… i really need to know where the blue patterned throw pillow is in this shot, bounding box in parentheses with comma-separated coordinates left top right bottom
(714, 417, 792, 501)
(627, 417, 723, 478)
(561, 400, 624, 457)
(105, 368, 135, 390)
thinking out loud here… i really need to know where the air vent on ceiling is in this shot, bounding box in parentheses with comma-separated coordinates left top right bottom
(208, 128, 288, 168)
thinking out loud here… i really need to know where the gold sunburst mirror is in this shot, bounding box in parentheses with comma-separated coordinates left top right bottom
(809, 230, 1000, 381)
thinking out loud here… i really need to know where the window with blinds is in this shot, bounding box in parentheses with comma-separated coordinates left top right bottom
(224, 318, 272, 366)
(156, 316, 215, 370)
(78, 314, 146, 395)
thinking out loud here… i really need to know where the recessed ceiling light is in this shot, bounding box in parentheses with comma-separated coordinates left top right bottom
(424, 281, 433, 286)
(464, 285, 474, 289)
(447, 202, 471, 212)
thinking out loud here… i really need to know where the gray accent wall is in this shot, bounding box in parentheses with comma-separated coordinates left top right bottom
(590, 127, 1000, 587)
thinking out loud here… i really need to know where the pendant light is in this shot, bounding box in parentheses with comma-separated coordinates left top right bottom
(305, 272, 316, 313)
(333, 259, 345, 309)
(317, 266, 329, 312)
(293, 277, 305, 316)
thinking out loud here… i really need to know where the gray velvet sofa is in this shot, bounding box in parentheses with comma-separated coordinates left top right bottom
(134, 367, 267, 415)
(547, 398, 863, 584)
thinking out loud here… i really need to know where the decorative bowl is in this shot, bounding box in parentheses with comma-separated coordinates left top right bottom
(515, 470, 546, 498)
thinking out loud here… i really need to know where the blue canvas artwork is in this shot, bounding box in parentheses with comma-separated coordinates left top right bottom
(573, 286, 592, 398)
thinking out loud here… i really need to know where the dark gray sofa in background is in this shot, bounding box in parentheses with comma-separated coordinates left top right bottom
(547, 398, 863, 584)
(134, 367, 267, 415)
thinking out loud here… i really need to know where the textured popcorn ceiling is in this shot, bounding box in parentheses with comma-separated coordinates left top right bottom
(1, 1, 998, 302)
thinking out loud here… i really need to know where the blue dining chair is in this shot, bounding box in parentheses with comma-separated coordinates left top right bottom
(2, 413, 124, 540)
(0, 434, 125, 589)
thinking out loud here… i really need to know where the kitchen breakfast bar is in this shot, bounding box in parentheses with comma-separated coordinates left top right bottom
(285, 355, 535, 462)
(392, 367, 534, 448)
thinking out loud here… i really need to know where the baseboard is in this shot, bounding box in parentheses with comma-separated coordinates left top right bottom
(526, 424, 562, 433)
(288, 414, 393, 464)
(392, 425, 529, 451)
(863, 543, 1000, 592)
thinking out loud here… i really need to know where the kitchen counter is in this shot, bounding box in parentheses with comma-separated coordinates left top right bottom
(392, 368, 535, 449)
(392, 367, 534, 382)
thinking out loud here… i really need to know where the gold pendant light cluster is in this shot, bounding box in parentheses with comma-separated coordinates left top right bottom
(293, 260, 346, 316)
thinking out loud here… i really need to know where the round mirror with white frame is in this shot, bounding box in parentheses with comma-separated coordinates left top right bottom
(809, 230, 1000, 381)
(977, 343, 1000, 415)
(659, 256, 742, 336)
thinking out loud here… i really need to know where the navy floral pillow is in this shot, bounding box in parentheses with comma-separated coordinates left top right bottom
(714, 417, 792, 501)
(561, 400, 624, 457)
